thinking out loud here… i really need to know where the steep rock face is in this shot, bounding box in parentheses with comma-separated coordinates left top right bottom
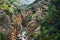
(0, 8, 23, 40)
(0, 8, 10, 31)
(0, 8, 13, 40)
(25, 0, 50, 40)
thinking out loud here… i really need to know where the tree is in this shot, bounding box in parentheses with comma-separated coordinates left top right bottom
(0, 0, 20, 14)
(41, 0, 60, 40)
(0, 32, 8, 40)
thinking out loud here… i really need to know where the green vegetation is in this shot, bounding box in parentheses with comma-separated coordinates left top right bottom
(0, 0, 21, 40)
(0, 0, 20, 14)
(0, 32, 8, 40)
(0, 0, 60, 40)
(30, 0, 60, 40)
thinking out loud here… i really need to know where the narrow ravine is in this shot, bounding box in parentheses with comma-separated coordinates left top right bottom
(0, 0, 60, 40)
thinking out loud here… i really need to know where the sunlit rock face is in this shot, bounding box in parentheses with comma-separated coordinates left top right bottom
(25, 0, 50, 40)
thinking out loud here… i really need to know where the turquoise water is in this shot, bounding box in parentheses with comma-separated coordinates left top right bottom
(22, 29, 26, 40)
